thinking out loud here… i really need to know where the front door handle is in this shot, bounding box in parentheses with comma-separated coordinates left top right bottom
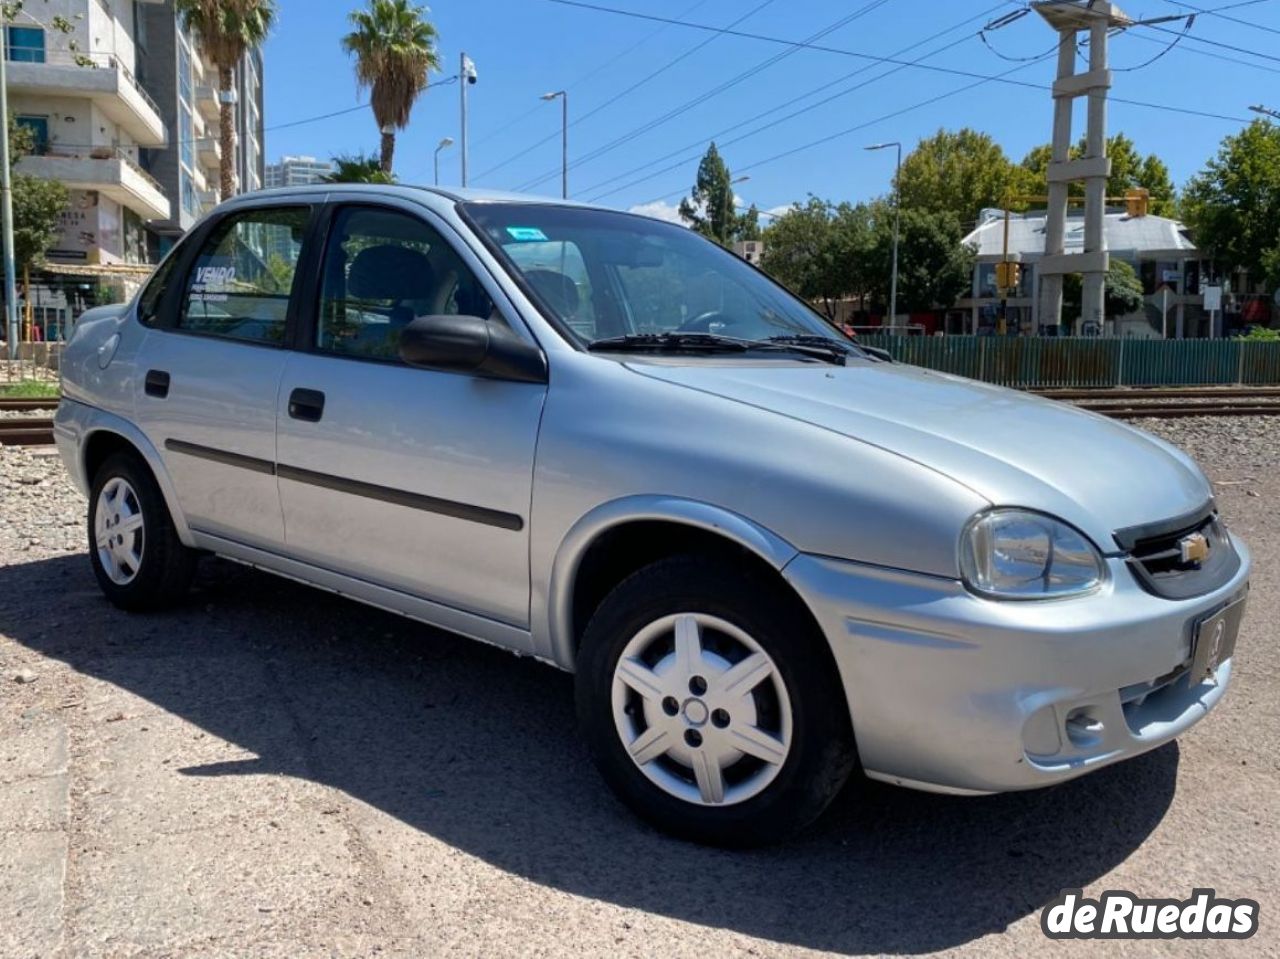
(144, 369, 170, 398)
(288, 387, 325, 423)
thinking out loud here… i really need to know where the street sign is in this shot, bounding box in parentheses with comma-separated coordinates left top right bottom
(1204, 286, 1223, 311)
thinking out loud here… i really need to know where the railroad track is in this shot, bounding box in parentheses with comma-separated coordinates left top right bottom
(1035, 387, 1280, 402)
(1080, 403, 1280, 419)
(0, 417, 54, 446)
(0, 397, 58, 413)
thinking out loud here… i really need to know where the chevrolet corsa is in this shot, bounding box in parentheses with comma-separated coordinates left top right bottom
(56, 186, 1251, 845)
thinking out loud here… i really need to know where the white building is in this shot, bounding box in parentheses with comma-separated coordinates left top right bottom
(265, 155, 335, 189)
(6, 0, 170, 271)
(733, 239, 764, 266)
(960, 209, 1209, 338)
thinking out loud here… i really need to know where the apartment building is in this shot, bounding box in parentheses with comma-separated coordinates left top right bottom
(136, 1, 265, 255)
(265, 155, 335, 189)
(5, 0, 170, 278)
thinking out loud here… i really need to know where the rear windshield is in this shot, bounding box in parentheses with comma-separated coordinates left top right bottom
(461, 202, 843, 348)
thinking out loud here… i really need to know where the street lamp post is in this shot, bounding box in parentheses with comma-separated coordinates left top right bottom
(541, 91, 568, 199)
(1251, 104, 1280, 121)
(865, 141, 902, 333)
(1, 46, 19, 363)
(459, 53, 477, 186)
(434, 137, 454, 186)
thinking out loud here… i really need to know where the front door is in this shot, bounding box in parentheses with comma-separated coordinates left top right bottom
(134, 204, 313, 548)
(275, 202, 547, 627)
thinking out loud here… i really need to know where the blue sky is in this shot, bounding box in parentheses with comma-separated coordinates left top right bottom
(263, 0, 1279, 221)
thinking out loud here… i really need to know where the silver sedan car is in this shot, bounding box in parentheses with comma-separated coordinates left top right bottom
(55, 186, 1251, 845)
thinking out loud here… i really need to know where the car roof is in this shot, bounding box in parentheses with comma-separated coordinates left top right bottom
(228, 183, 599, 209)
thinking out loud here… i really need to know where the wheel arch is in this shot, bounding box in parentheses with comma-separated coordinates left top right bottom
(79, 419, 195, 547)
(545, 496, 804, 669)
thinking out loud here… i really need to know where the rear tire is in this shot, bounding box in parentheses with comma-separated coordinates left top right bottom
(576, 555, 856, 846)
(87, 451, 196, 611)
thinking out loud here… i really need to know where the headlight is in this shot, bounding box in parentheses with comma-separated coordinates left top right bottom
(960, 509, 1105, 599)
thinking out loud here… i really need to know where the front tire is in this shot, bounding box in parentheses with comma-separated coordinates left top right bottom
(88, 451, 196, 611)
(576, 555, 856, 846)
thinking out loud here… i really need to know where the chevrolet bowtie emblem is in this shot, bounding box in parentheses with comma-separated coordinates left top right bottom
(1180, 532, 1210, 565)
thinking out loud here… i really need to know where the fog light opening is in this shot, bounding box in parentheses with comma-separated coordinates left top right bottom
(1064, 707, 1105, 748)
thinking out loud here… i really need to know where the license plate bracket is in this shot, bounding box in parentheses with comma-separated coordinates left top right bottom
(1189, 596, 1246, 687)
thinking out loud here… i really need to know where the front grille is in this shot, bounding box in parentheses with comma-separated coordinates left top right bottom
(1117, 508, 1241, 600)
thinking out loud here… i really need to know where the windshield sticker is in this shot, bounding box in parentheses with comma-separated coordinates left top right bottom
(506, 226, 549, 242)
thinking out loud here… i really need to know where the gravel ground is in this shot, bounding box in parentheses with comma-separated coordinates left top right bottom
(1, 421, 1278, 958)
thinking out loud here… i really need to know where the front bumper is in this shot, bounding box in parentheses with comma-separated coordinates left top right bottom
(784, 537, 1252, 795)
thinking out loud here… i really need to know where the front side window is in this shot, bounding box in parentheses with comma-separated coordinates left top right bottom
(463, 203, 842, 349)
(177, 207, 310, 343)
(316, 206, 494, 360)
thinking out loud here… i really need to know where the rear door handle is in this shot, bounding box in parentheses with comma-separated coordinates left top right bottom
(288, 387, 325, 422)
(144, 369, 170, 398)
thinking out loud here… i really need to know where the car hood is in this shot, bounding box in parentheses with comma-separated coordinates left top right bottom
(626, 359, 1211, 552)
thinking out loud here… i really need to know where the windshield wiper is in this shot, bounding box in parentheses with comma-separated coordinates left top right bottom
(588, 332, 847, 365)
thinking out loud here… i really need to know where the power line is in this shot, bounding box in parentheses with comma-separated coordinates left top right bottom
(264, 75, 459, 135)
(631, 53, 1062, 209)
(580, 4, 1008, 201)
(472, 0, 780, 184)
(467, 0, 715, 151)
(1110, 14, 1280, 74)
(1158, 0, 1280, 36)
(536, 0, 1251, 127)
(1137, 15, 1280, 63)
(514, 0, 897, 193)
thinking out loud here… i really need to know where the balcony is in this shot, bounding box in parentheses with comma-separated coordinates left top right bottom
(5, 51, 167, 146)
(196, 136, 222, 169)
(195, 84, 221, 121)
(17, 147, 171, 221)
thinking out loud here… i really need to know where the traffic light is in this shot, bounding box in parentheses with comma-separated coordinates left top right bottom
(995, 261, 1021, 292)
(1125, 188, 1149, 218)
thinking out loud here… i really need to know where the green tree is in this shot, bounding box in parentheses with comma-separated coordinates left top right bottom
(4, 121, 68, 323)
(867, 207, 975, 314)
(1183, 119, 1280, 290)
(1063, 259, 1145, 328)
(1020, 134, 1176, 216)
(760, 197, 842, 318)
(323, 152, 398, 184)
(896, 129, 1030, 227)
(342, 0, 440, 174)
(679, 143, 741, 246)
(176, 0, 276, 201)
(738, 204, 762, 242)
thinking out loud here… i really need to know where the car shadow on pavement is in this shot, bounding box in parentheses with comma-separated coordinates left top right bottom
(0, 553, 1180, 955)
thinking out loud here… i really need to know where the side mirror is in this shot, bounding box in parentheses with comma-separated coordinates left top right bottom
(398, 315, 548, 383)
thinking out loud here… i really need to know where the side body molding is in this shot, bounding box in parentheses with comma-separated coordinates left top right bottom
(539, 495, 800, 669)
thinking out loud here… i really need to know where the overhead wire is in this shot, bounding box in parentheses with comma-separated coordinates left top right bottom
(514, 0, 897, 193)
(467, 0, 715, 151)
(580, 4, 1012, 201)
(471, 0, 781, 184)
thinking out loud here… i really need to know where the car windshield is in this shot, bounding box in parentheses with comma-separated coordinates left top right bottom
(461, 202, 852, 352)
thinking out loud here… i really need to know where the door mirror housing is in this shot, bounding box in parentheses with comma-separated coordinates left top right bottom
(398, 315, 548, 383)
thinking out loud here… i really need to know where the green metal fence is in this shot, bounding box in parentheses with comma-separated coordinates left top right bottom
(857, 335, 1280, 388)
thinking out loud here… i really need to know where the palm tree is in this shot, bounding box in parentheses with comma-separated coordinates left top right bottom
(342, 0, 440, 174)
(175, 0, 276, 201)
(322, 153, 397, 184)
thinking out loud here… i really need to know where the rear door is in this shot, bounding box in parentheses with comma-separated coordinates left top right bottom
(274, 199, 547, 627)
(133, 203, 315, 549)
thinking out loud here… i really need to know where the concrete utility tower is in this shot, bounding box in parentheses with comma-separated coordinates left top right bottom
(1032, 1, 1131, 333)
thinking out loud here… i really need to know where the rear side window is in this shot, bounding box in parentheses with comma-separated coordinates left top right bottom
(178, 207, 310, 344)
(137, 253, 180, 326)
